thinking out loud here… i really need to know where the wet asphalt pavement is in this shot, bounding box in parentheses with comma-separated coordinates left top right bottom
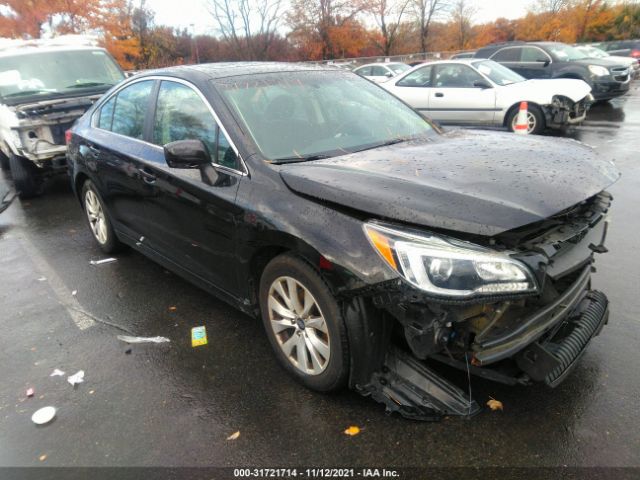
(1, 86, 639, 472)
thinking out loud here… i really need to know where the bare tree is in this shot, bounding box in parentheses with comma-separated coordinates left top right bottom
(209, 0, 283, 60)
(534, 0, 569, 14)
(450, 0, 475, 50)
(411, 0, 448, 53)
(370, 0, 411, 55)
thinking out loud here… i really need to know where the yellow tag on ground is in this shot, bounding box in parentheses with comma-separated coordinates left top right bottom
(191, 326, 208, 347)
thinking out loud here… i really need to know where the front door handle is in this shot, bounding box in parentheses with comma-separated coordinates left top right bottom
(435, 92, 444, 97)
(138, 168, 156, 184)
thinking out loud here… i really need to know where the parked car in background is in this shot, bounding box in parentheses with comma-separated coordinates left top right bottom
(353, 62, 411, 83)
(0, 36, 125, 198)
(596, 39, 640, 59)
(382, 59, 593, 134)
(69, 63, 618, 420)
(450, 52, 475, 59)
(474, 41, 631, 101)
(575, 44, 640, 78)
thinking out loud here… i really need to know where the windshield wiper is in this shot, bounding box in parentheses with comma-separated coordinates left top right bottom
(64, 82, 114, 89)
(351, 137, 407, 153)
(272, 154, 332, 164)
(3, 89, 59, 99)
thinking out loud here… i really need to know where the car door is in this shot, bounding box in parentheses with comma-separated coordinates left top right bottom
(516, 46, 553, 79)
(389, 65, 433, 115)
(138, 79, 244, 295)
(428, 64, 496, 124)
(87, 79, 158, 241)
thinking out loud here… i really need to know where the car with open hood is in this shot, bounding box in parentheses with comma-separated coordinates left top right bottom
(381, 59, 593, 134)
(68, 63, 619, 420)
(0, 36, 125, 198)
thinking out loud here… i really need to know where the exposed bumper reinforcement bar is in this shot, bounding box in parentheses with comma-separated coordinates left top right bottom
(359, 347, 481, 421)
(516, 290, 609, 387)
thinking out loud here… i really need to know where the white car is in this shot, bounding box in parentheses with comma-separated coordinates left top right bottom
(381, 59, 593, 134)
(353, 62, 411, 83)
(0, 36, 125, 197)
(575, 45, 640, 78)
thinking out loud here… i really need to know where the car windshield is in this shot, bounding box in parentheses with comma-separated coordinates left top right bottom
(579, 46, 608, 58)
(472, 60, 525, 85)
(547, 44, 588, 61)
(216, 71, 435, 162)
(0, 49, 124, 100)
(388, 64, 410, 74)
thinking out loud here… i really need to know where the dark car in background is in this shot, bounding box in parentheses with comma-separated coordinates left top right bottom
(474, 41, 631, 101)
(68, 63, 618, 420)
(596, 39, 640, 59)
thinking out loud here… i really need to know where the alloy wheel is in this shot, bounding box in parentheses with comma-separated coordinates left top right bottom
(267, 276, 330, 376)
(85, 189, 108, 244)
(512, 111, 537, 133)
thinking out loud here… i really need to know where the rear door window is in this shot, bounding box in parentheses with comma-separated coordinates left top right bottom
(491, 48, 521, 62)
(396, 65, 433, 87)
(110, 80, 154, 139)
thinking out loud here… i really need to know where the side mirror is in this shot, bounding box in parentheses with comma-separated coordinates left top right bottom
(385, 71, 394, 78)
(164, 139, 211, 169)
(473, 80, 492, 89)
(538, 59, 550, 67)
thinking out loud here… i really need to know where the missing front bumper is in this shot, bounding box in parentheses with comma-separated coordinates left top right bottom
(515, 290, 609, 387)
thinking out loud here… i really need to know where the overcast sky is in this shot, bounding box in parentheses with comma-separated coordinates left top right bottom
(145, 0, 537, 35)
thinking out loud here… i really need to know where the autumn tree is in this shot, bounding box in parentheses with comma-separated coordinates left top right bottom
(287, 0, 365, 59)
(368, 0, 410, 55)
(411, 0, 448, 53)
(450, 0, 475, 49)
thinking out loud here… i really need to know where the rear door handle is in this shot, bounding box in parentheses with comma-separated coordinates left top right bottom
(435, 92, 444, 97)
(138, 167, 156, 184)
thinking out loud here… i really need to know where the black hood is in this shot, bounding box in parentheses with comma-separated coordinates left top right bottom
(573, 57, 628, 69)
(279, 130, 620, 236)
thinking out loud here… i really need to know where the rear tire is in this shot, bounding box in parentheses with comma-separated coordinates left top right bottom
(9, 153, 42, 198)
(507, 103, 545, 135)
(0, 150, 9, 171)
(259, 254, 349, 392)
(81, 179, 123, 254)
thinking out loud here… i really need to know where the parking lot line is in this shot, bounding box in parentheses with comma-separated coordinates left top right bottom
(18, 232, 95, 331)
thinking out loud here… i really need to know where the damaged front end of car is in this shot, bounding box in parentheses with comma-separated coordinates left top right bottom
(543, 94, 593, 129)
(0, 95, 101, 174)
(345, 192, 612, 421)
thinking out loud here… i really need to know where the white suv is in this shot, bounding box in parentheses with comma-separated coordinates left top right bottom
(0, 36, 124, 198)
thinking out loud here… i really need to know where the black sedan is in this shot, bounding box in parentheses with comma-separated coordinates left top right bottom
(68, 63, 619, 420)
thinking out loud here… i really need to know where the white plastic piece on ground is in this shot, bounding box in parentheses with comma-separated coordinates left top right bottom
(31, 406, 57, 425)
(89, 258, 117, 265)
(67, 370, 85, 386)
(50, 369, 65, 377)
(117, 335, 171, 344)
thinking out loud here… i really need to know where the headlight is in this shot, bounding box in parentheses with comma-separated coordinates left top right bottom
(364, 223, 537, 298)
(588, 65, 610, 77)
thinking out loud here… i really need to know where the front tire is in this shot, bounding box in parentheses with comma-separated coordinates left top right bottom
(507, 103, 545, 135)
(259, 254, 349, 392)
(81, 180, 123, 254)
(9, 153, 42, 198)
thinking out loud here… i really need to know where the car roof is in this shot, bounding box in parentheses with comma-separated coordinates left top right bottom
(0, 44, 106, 58)
(355, 62, 406, 69)
(137, 62, 339, 80)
